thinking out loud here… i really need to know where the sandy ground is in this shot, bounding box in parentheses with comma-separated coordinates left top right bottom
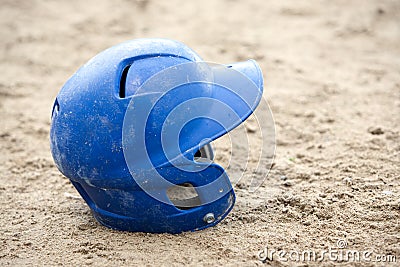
(1, 0, 400, 266)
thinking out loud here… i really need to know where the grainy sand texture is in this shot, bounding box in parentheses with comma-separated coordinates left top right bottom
(1, 0, 399, 266)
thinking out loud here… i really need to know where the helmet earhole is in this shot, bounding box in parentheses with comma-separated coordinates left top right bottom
(167, 183, 201, 210)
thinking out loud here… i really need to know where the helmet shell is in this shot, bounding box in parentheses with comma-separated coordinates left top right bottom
(50, 38, 263, 233)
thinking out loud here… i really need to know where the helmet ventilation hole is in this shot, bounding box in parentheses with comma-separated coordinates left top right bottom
(119, 64, 131, 98)
(51, 98, 60, 118)
(167, 183, 201, 210)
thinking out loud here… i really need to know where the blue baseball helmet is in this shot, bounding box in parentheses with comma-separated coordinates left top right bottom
(50, 38, 263, 233)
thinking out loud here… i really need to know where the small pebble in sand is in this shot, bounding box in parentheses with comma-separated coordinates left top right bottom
(343, 177, 353, 186)
(368, 127, 384, 135)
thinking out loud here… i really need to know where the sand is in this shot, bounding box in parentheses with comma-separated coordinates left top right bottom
(1, 0, 399, 266)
